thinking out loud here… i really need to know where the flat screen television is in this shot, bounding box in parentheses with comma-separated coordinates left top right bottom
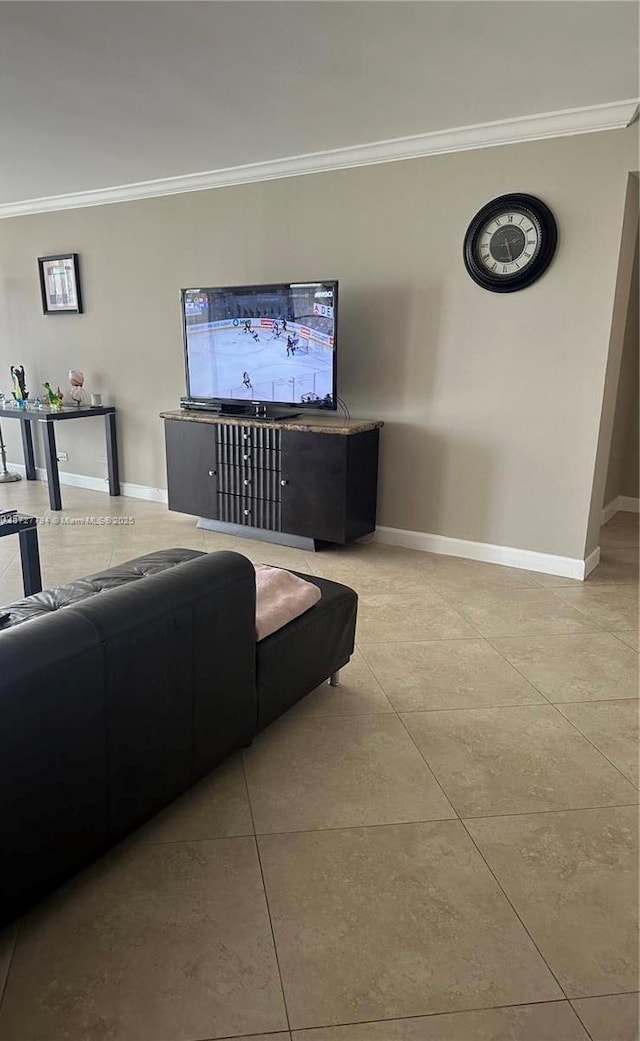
(180, 280, 338, 418)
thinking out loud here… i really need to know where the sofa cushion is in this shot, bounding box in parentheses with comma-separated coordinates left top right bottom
(0, 547, 205, 629)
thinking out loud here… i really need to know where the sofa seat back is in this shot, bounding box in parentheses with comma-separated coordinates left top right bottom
(0, 549, 256, 926)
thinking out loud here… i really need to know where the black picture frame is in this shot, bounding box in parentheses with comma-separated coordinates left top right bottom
(38, 253, 83, 314)
(463, 194, 557, 294)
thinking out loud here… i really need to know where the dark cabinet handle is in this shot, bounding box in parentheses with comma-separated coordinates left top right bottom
(243, 479, 251, 486)
(243, 454, 250, 461)
(243, 509, 251, 516)
(280, 479, 288, 487)
(208, 470, 216, 477)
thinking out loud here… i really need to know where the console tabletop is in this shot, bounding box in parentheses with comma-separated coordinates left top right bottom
(0, 404, 115, 422)
(160, 410, 383, 436)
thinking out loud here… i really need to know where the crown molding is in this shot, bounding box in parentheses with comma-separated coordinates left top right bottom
(1, 98, 637, 220)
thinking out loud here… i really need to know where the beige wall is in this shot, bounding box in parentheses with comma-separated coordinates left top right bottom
(0, 126, 637, 559)
(586, 170, 639, 553)
(604, 230, 639, 506)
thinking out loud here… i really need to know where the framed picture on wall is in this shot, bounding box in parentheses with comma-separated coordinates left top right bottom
(38, 253, 83, 314)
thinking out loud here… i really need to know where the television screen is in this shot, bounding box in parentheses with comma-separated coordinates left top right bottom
(181, 280, 337, 412)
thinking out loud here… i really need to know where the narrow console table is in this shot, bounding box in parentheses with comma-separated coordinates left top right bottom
(161, 410, 383, 549)
(0, 405, 120, 511)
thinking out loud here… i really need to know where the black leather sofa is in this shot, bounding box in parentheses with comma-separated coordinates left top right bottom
(0, 548, 357, 927)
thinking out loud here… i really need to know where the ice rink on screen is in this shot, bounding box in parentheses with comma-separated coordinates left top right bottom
(186, 321, 333, 403)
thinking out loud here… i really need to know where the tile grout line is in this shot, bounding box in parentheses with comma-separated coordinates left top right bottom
(481, 634, 639, 787)
(136, 802, 640, 843)
(394, 705, 639, 822)
(458, 802, 640, 822)
(357, 643, 472, 829)
(194, 1026, 292, 1041)
(0, 920, 21, 1015)
(456, 814, 573, 1006)
(423, 551, 638, 635)
(569, 999, 598, 1041)
(240, 751, 293, 1038)
(281, 997, 600, 1037)
(484, 629, 638, 709)
(545, 586, 639, 631)
(550, 705, 640, 790)
(349, 640, 638, 801)
(569, 992, 640, 1041)
(392, 706, 633, 1010)
(394, 696, 639, 712)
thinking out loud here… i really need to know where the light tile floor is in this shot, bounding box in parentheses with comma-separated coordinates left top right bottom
(0, 483, 638, 1041)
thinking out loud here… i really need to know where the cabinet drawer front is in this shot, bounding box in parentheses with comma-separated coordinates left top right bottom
(216, 493, 282, 531)
(216, 424, 280, 470)
(217, 465, 282, 502)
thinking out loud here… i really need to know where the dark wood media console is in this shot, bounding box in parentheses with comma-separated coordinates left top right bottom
(160, 411, 383, 548)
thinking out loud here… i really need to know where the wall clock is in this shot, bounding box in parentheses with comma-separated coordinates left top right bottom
(463, 193, 557, 293)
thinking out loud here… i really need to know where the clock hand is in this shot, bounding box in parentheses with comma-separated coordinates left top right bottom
(504, 240, 512, 262)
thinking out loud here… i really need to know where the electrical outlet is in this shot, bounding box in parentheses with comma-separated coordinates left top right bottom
(57, 452, 68, 462)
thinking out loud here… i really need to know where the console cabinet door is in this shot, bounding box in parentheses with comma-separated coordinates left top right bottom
(164, 420, 218, 519)
(281, 431, 347, 542)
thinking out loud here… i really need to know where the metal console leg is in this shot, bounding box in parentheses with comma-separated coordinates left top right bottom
(20, 419, 36, 480)
(105, 412, 120, 496)
(41, 421, 62, 511)
(329, 670, 341, 687)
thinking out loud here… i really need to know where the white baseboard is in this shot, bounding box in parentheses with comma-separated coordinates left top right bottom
(374, 525, 593, 580)
(583, 546, 601, 578)
(120, 480, 168, 504)
(7, 463, 168, 504)
(603, 495, 640, 524)
(7, 463, 601, 579)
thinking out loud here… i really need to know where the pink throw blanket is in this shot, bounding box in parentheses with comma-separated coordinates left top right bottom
(254, 564, 321, 641)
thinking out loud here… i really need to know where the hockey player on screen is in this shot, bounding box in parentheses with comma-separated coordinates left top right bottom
(242, 319, 251, 333)
(272, 321, 281, 340)
(286, 335, 293, 357)
(251, 330, 260, 342)
(242, 371, 253, 390)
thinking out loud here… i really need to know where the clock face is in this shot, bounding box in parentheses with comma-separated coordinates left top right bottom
(477, 212, 540, 276)
(464, 194, 557, 293)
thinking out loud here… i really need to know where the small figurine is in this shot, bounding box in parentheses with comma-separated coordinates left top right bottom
(42, 382, 64, 410)
(10, 365, 27, 402)
(69, 369, 85, 406)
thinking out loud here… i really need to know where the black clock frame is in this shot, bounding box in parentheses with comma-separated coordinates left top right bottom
(463, 193, 557, 293)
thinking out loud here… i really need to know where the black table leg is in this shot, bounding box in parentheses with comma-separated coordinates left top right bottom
(105, 412, 120, 496)
(41, 421, 62, 510)
(18, 526, 42, 595)
(20, 419, 36, 480)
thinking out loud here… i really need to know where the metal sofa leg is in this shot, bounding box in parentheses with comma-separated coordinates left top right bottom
(329, 670, 341, 687)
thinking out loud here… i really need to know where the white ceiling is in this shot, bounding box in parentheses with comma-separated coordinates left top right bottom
(0, 1, 637, 208)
